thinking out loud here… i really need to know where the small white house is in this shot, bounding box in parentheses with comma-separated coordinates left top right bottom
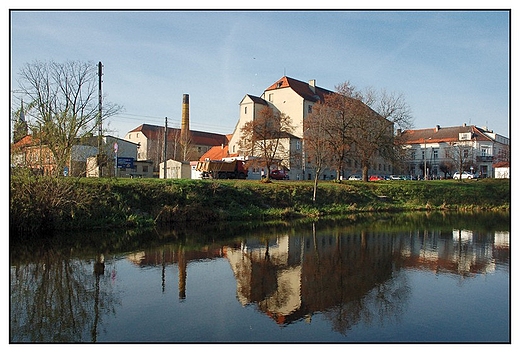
(494, 162, 510, 179)
(159, 159, 191, 179)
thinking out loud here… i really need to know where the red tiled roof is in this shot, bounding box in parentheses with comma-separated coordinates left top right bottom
(12, 135, 37, 149)
(199, 145, 238, 161)
(493, 161, 509, 168)
(399, 125, 493, 144)
(129, 124, 228, 146)
(265, 76, 334, 102)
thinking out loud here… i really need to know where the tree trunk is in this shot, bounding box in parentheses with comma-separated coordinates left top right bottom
(362, 165, 369, 182)
(313, 167, 321, 202)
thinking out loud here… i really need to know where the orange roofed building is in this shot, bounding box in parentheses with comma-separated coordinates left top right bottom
(397, 124, 509, 179)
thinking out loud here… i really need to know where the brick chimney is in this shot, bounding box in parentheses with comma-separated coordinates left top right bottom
(181, 94, 189, 140)
(309, 79, 316, 93)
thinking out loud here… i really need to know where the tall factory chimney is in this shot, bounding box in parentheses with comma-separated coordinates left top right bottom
(181, 94, 189, 140)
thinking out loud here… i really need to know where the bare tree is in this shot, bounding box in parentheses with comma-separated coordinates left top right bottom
(15, 60, 122, 176)
(178, 130, 195, 162)
(305, 82, 413, 182)
(239, 106, 293, 181)
(317, 82, 359, 181)
(445, 142, 476, 180)
(304, 103, 336, 202)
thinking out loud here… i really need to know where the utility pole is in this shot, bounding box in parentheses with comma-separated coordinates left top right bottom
(163, 117, 168, 179)
(97, 61, 103, 177)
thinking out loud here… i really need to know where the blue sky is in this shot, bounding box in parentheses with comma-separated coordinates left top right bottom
(9, 8, 511, 138)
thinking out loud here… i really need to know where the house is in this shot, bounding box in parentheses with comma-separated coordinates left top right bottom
(11, 135, 57, 175)
(493, 161, 510, 179)
(397, 124, 510, 178)
(159, 159, 191, 179)
(85, 136, 139, 177)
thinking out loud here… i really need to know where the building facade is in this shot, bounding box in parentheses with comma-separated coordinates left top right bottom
(226, 76, 392, 180)
(397, 124, 509, 179)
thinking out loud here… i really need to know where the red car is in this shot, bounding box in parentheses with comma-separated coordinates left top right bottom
(369, 175, 384, 181)
(270, 170, 289, 180)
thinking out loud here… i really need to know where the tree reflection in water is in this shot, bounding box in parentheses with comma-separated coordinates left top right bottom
(10, 247, 120, 342)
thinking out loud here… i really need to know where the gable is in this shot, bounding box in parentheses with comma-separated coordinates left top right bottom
(265, 76, 334, 102)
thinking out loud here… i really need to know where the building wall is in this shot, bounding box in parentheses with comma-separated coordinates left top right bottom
(494, 167, 510, 179)
(261, 87, 306, 138)
(229, 96, 266, 156)
(402, 139, 507, 178)
(159, 159, 191, 179)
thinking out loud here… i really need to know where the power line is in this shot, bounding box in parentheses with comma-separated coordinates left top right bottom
(109, 112, 235, 134)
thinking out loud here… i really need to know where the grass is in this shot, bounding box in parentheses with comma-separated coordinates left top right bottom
(9, 174, 510, 235)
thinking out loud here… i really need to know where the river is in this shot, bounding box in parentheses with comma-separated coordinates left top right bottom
(9, 211, 510, 343)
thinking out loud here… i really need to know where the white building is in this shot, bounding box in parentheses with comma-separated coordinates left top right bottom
(398, 124, 509, 178)
(226, 76, 391, 181)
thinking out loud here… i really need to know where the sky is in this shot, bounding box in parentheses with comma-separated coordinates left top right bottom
(8, 5, 511, 139)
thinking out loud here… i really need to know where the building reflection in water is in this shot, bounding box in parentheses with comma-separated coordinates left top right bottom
(126, 226, 509, 328)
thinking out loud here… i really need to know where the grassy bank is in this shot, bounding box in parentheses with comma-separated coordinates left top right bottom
(9, 175, 510, 235)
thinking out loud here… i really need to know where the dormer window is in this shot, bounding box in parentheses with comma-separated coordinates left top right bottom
(277, 81, 283, 88)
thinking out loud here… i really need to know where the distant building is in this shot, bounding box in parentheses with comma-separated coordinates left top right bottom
(124, 124, 228, 177)
(397, 124, 509, 178)
(11, 134, 138, 177)
(11, 135, 56, 175)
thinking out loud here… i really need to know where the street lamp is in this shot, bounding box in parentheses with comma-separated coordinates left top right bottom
(424, 137, 431, 180)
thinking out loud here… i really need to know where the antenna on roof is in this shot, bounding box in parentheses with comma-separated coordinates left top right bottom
(283, 67, 286, 76)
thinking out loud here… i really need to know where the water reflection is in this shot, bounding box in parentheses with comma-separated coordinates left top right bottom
(10, 212, 510, 342)
(10, 249, 120, 342)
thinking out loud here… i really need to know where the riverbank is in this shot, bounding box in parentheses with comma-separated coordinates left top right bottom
(9, 175, 510, 235)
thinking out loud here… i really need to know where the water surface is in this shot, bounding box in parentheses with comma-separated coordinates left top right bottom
(10, 212, 510, 343)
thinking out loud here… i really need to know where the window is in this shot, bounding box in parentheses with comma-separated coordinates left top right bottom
(244, 106, 247, 114)
(296, 140, 301, 150)
(143, 166, 148, 172)
(433, 149, 438, 159)
(463, 149, 469, 158)
(268, 93, 273, 102)
(308, 105, 312, 114)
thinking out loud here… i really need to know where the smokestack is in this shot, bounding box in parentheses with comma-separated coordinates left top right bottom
(181, 94, 189, 139)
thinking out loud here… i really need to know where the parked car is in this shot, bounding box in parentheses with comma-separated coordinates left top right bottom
(270, 169, 289, 180)
(348, 175, 362, 181)
(389, 175, 403, 180)
(452, 171, 478, 180)
(369, 175, 384, 181)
